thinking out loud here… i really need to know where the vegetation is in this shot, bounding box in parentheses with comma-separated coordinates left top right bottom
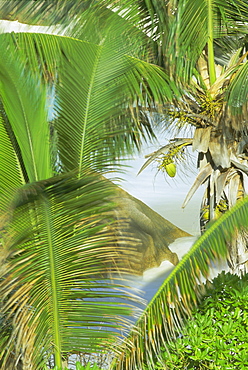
(113, 196, 248, 369)
(0, 1, 248, 370)
(148, 271, 248, 370)
(46, 364, 102, 370)
(0, 5, 172, 369)
(136, 0, 248, 274)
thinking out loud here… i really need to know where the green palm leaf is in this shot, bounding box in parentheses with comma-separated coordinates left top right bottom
(66, 2, 148, 56)
(112, 196, 248, 369)
(0, 31, 177, 175)
(0, 112, 23, 212)
(133, 0, 247, 83)
(226, 60, 248, 116)
(0, 0, 93, 27)
(55, 38, 129, 174)
(0, 173, 136, 369)
(0, 38, 52, 183)
(55, 37, 178, 175)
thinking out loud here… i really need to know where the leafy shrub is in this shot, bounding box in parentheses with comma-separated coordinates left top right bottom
(155, 271, 248, 369)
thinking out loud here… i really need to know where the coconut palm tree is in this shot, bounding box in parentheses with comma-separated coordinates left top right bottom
(132, 0, 248, 274)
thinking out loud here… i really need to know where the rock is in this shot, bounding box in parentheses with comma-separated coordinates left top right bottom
(111, 186, 190, 275)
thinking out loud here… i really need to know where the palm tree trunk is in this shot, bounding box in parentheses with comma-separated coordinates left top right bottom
(199, 164, 248, 274)
(228, 231, 248, 274)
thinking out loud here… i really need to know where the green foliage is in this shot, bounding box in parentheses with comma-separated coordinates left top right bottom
(0, 173, 136, 369)
(0, 9, 178, 368)
(1, 1, 248, 370)
(45, 362, 102, 370)
(153, 271, 248, 370)
(113, 195, 248, 369)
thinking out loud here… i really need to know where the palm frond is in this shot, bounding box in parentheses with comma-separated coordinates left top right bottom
(66, 3, 148, 57)
(0, 38, 52, 183)
(0, 32, 62, 82)
(53, 36, 178, 174)
(0, 173, 138, 369)
(0, 111, 24, 213)
(182, 163, 213, 209)
(150, 0, 248, 83)
(0, 0, 93, 27)
(1, 31, 177, 176)
(112, 195, 248, 369)
(226, 60, 248, 117)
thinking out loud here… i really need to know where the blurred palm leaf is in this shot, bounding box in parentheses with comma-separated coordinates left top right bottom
(0, 0, 93, 26)
(112, 195, 248, 369)
(0, 173, 137, 369)
(0, 112, 23, 212)
(0, 39, 52, 183)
